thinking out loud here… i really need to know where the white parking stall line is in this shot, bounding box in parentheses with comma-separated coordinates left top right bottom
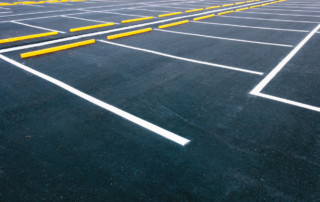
(240, 11, 320, 18)
(0, 54, 191, 146)
(11, 21, 66, 33)
(250, 24, 320, 112)
(98, 40, 264, 75)
(219, 15, 320, 24)
(61, 15, 119, 24)
(192, 21, 309, 33)
(155, 28, 293, 47)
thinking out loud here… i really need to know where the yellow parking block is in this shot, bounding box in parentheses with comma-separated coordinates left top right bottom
(217, 10, 234, 15)
(246, 0, 254, 2)
(0, 32, 58, 44)
(107, 28, 152, 40)
(158, 12, 182, 17)
(222, 3, 234, 7)
(250, 5, 260, 8)
(235, 2, 245, 4)
(185, 8, 203, 13)
(193, 14, 215, 21)
(70, 23, 114, 32)
(261, 3, 270, 6)
(21, 39, 95, 58)
(0, 3, 13, 5)
(206, 5, 220, 9)
(121, 16, 153, 24)
(236, 7, 249, 11)
(158, 20, 189, 29)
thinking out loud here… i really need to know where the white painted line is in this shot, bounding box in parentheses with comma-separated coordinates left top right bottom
(258, 8, 320, 13)
(0, 54, 190, 146)
(11, 21, 66, 33)
(86, 10, 148, 17)
(241, 11, 320, 18)
(98, 40, 264, 75)
(219, 15, 320, 24)
(61, 15, 118, 24)
(0, 7, 10, 10)
(0, 0, 274, 53)
(155, 29, 293, 47)
(250, 24, 320, 94)
(267, 5, 320, 10)
(253, 93, 320, 112)
(150, 5, 196, 9)
(127, 8, 172, 12)
(0, 11, 11, 14)
(22, 4, 45, 7)
(47, 2, 74, 5)
(192, 21, 309, 33)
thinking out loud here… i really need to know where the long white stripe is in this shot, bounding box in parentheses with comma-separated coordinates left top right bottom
(155, 28, 293, 47)
(98, 40, 264, 75)
(84, 10, 148, 17)
(22, 4, 45, 7)
(241, 11, 320, 18)
(0, 7, 10, 10)
(61, 15, 117, 24)
(0, 54, 190, 146)
(250, 24, 320, 94)
(258, 8, 320, 13)
(192, 21, 309, 33)
(127, 8, 172, 12)
(220, 15, 320, 24)
(254, 93, 320, 112)
(11, 21, 66, 33)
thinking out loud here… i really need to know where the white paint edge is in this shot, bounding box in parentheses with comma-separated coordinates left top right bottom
(154, 28, 293, 47)
(11, 21, 66, 33)
(250, 24, 320, 94)
(192, 21, 309, 33)
(254, 93, 320, 112)
(98, 40, 264, 75)
(0, 54, 191, 146)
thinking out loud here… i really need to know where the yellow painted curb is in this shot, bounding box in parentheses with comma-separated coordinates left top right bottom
(235, 2, 245, 5)
(21, 39, 95, 58)
(70, 23, 114, 32)
(107, 28, 152, 40)
(250, 5, 260, 8)
(158, 20, 189, 29)
(217, 10, 234, 15)
(185, 8, 203, 13)
(236, 7, 249, 11)
(0, 32, 58, 44)
(158, 12, 181, 17)
(261, 3, 270, 6)
(121, 16, 153, 24)
(205, 5, 220, 9)
(193, 14, 215, 21)
(0, 3, 13, 5)
(246, 0, 254, 2)
(222, 3, 234, 7)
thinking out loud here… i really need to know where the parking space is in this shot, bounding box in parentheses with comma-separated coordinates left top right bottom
(1, 0, 320, 200)
(261, 34, 320, 107)
(0, 21, 50, 38)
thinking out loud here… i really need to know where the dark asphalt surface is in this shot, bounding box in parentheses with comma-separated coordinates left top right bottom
(1, 0, 320, 201)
